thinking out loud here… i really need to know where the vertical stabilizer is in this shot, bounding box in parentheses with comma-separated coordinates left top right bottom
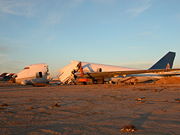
(149, 52, 176, 69)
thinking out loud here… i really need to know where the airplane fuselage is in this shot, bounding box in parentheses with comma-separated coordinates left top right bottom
(15, 64, 49, 85)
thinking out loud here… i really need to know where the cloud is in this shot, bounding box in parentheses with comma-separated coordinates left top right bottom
(44, 0, 86, 25)
(0, 0, 80, 25)
(126, 0, 152, 17)
(0, 0, 38, 17)
(0, 0, 115, 25)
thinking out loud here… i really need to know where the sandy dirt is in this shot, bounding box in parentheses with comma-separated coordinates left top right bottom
(0, 79, 180, 135)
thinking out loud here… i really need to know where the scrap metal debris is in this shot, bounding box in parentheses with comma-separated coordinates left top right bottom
(175, 98, 180, 103)
(120, 125, 137, 132)
(136, 97, 146, 103)
(54, 103, 61, 107)
(32, 83, 48, 87)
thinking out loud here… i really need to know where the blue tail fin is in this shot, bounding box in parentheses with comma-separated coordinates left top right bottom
(149, 52, 176, 70)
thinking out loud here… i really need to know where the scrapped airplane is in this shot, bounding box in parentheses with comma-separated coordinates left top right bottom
(15, 63, 50, 85)
(0, 73, 8, 81)
(58, 52, 180, 84)
(0, 73, 15, 81)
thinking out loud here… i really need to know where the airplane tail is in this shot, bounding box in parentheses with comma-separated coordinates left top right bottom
(149, 52, 176, 70)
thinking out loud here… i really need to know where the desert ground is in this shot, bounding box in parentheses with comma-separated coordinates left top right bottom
(0, 77, 180, 135)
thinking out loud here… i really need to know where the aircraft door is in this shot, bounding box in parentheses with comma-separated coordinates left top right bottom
(36, 72, 43, 78)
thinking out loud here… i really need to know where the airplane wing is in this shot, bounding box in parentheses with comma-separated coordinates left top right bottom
(80, 68, 180, 78)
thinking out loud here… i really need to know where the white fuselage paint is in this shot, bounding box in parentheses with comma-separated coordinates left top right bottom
(58, 60, 136, 83)
(15, 64, 49, 85)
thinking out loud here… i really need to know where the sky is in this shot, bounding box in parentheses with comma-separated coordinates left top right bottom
(0, 0, 180, 76)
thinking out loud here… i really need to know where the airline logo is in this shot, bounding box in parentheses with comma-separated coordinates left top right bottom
(166, 63, 170, 69)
